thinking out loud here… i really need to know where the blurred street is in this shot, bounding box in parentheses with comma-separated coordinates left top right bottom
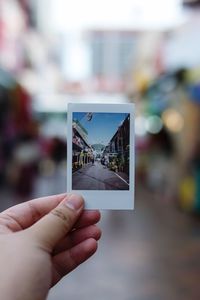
(72, 162, 129, 190)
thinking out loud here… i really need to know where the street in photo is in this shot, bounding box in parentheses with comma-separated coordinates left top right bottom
(72, 112, 130, 190)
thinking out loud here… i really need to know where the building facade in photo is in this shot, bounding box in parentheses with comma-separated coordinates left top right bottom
(72, 121, 93, 171)
(103, 115, 130, 174)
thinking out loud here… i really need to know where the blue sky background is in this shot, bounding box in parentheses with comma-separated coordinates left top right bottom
(73, 112, 129, 145)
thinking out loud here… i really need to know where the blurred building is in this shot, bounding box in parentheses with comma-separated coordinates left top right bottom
(89, 31, 137, 92)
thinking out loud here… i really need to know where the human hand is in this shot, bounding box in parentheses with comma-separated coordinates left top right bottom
(0, 194, 101, 300)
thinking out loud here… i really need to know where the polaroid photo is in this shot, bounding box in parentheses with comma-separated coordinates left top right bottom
(67, 103, 135, 210)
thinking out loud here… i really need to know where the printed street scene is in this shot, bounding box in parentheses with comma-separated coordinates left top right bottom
(72, 112, 130, 190)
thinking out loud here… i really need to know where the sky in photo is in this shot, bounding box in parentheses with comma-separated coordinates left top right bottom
(73, 112, 129, 145)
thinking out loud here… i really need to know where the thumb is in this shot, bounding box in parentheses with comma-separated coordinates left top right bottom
(27, 194, 84, 251)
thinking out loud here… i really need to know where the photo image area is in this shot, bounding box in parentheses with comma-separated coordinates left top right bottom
(72, 112, 130, 190)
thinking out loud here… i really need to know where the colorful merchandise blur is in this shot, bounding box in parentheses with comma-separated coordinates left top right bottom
(134, 68, 200, 213)
(0, 69, 39, 197)
(0, 69, 67, 199)
(0, 0, 67, 200)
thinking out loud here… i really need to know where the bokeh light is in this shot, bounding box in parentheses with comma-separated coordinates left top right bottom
(162, 108, 184, 133)
(135, 116, 147, 136)
(145, 115, 163, 134)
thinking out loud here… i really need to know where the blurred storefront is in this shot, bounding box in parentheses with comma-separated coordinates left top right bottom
(0, 0, 67, 197)
(128, 10, 200, 213)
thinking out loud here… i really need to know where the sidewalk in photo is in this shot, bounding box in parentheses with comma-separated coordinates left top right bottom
(115, 171, 129, 185)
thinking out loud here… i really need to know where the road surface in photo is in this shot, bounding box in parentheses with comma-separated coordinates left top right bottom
(72, 162, 129, 190)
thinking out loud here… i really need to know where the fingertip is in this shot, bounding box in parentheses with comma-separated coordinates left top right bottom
(83, 238, 98, 255)
(64, 194, 84, 211)
(90, 210, 101, 219)
(92, 210, 101, 222)
(97, 228, 102, 241)
(75, 210, 101, 229)
(91, 225, 102, 241)
(68, 193, 85, 202)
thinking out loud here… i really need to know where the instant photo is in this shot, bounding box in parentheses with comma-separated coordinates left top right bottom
(67, 103, 134, 210)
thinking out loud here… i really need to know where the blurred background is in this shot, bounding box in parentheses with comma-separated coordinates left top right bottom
(1, 0, 200, 299)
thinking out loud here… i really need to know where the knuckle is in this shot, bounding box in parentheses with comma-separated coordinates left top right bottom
(50, 208, 73, 230)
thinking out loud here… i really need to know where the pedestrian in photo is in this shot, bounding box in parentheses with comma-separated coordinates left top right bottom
(79, 150, 84, 167)
(104, 156, 109, 168)
(92, 155, 95, 165)
(101, 157, 105, 165)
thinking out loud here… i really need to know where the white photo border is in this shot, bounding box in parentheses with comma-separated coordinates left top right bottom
(67, 103, 135, 210)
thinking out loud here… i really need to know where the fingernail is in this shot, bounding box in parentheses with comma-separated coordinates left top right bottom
(65, 194, 84, 211)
